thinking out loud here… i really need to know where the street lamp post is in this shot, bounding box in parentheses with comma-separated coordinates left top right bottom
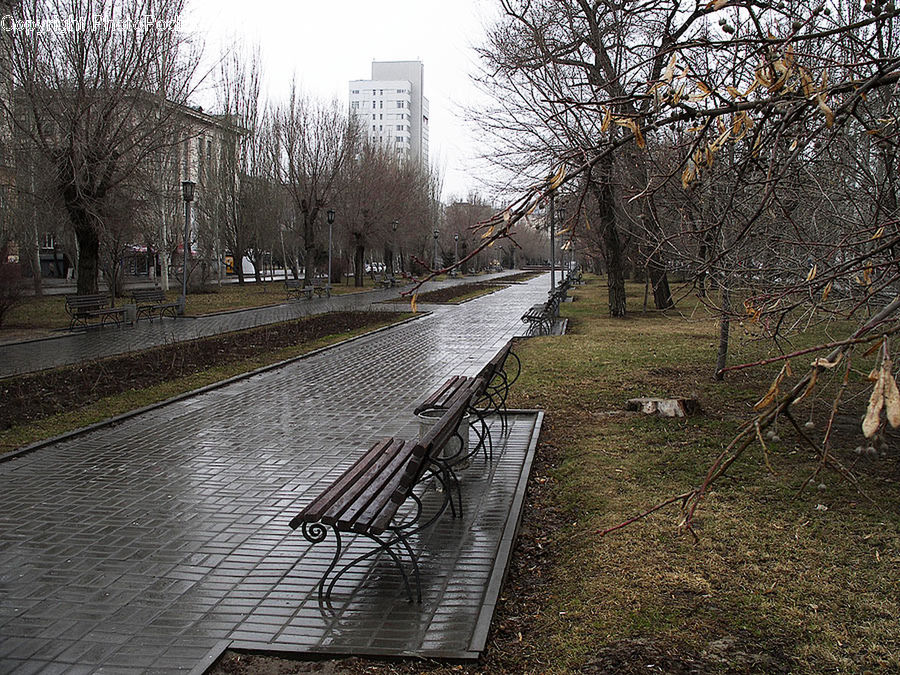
(326, 209, 335, 297)
(391, 219, 398, 277)
(549, 191, 556, 291)
(453, 233, 459, 276)
(433, 229, 439, 271)
(180, 180, 194, 315)
(557, 206, 567, 276)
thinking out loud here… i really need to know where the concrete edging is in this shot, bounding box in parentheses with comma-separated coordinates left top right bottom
(468, 409, 544, 658)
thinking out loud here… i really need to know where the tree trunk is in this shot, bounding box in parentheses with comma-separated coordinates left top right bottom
(27, 236, 42, 296)
(236, 252, 246, 285)
(715, 282, 731, 379)
(72, 210, 100, 295)
(384, 243, 393, 275)
(590, 158, 626, 317)
(639, 207, 674, 310)
(648, 259, 674, 310)
(252, 252, 263, 283)
(302, 211, 316, 285)
(354, 241, 364, 287)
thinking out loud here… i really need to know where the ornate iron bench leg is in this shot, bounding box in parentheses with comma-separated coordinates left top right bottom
(324, 530, 418, 605)
(388, 529, 422, 603)
(430, 451, 463, 519)
(301, 522, 343, 606)
(466, 405, 492, 461)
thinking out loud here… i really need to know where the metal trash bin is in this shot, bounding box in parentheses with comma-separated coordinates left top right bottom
(417, 408, 470, 465)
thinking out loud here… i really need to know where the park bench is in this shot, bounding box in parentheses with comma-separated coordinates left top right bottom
(130, 288, 178, 322)
(287, 380, 479, 605)
(376, 275, 396, 289)
(521, 280, 573, 335)
(285, 278, 305, 300)
(285, 279, 328, 300)
(414, 340, 522, 460)
(64, 293, 130, 330)
(521, 302, 554, 336)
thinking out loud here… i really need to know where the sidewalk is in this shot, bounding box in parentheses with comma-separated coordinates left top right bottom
(0, 271, 521, 378)
(0, 275, 549, 672)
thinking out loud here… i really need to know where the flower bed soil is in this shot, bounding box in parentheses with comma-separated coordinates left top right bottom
(406, 282, 503, 304)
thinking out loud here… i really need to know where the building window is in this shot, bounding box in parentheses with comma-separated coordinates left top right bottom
(372, 101, 376, 108)
(396, 125, 403, 131)
(396, 101, 405, 108)
(352, 89, 359, 94)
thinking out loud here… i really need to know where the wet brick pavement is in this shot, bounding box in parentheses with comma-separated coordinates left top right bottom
(0, 276, 549, 672)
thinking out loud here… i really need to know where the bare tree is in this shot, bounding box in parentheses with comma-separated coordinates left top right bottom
(276, 86, 357, 284)
(209, 44, 262, 285)
(475, 0, 687, 315)
(0, 0, 202, 295)
(445, 195, 495, 273)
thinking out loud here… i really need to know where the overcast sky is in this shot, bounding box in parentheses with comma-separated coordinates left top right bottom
(184, 0, 503, 201)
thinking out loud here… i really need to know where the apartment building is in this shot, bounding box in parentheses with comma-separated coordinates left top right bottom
(349, 60, 429, 165)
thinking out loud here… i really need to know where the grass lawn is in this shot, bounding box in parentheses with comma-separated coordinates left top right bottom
(479, 277, 900, 673)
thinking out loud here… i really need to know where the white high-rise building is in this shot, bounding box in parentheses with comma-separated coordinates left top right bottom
(349, 60, 429, 165)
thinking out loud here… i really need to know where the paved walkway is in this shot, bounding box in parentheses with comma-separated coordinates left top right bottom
(0, 272, 521, 378)
(0, 276, 549, 672)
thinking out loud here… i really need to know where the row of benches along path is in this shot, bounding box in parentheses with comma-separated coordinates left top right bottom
(0, 272, 519, 379)
(0, 274, 551, 673)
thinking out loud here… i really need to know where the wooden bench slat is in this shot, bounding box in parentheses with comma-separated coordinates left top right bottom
(339, 441, 422, 534)
(370, 442, 430, 533)
(290, 438, 398, 528)
(324, 439, 410, 524)
(477, 343, 510, 382)
(413, 375, 468, 414)
(318, 439, 411, 528)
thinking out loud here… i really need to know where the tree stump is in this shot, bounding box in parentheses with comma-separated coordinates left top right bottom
(625, 397, 700, 418)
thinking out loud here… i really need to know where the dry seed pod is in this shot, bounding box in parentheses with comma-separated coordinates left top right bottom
(862, 367, 886, 438)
